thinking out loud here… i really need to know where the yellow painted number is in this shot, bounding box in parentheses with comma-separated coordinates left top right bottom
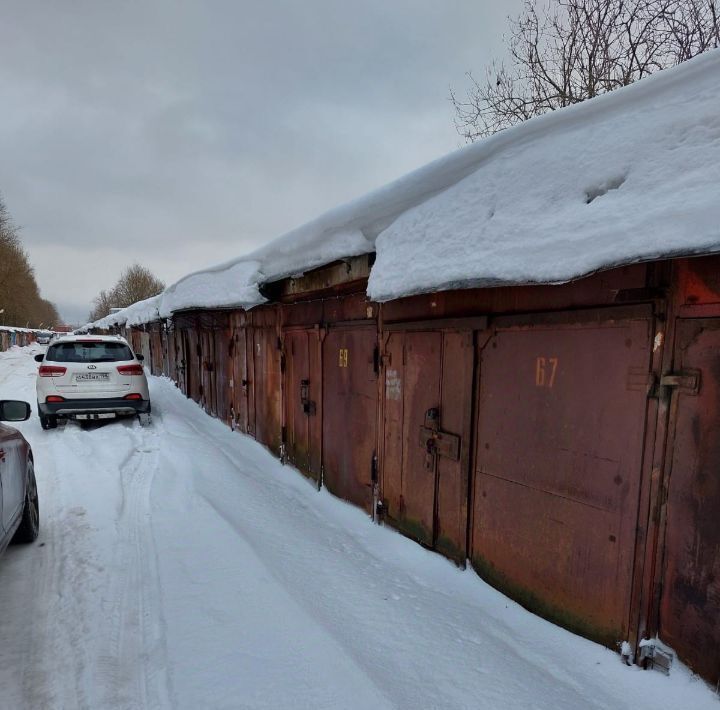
(339, 348, 349, 368)
(535, 356, 558, 388)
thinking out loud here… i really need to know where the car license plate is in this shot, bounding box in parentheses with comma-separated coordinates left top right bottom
(75, 373, 110, 382)
(76, 413, 116, 420)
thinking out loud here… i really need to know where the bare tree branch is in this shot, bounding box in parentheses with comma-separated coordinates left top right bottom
(452, 0, 720, 141)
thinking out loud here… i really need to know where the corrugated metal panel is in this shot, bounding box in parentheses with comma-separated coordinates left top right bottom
(471, 306, 654, 646)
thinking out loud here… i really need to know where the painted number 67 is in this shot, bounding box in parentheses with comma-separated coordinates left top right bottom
(535, 357, 558, 388)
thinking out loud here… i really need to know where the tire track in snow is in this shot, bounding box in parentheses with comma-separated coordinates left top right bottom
(93, 420, 172, 710)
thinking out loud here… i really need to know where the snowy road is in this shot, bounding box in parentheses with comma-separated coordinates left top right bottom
(0, 346, 715, 710)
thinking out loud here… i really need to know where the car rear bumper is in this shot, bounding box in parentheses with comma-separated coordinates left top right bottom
(38, 398, 151, 417)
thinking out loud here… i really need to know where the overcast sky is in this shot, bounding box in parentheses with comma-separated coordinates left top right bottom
(0, 1, 519, 324)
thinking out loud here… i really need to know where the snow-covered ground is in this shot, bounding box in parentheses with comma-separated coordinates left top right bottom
(0, 345, 716, 710)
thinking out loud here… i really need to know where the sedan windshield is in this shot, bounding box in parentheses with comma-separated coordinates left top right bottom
(46, 341, 134, 363)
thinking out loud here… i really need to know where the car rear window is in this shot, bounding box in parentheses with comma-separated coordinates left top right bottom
(46, 341, 134, 363)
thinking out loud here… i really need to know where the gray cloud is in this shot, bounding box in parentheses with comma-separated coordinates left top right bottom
(0, 0, 518, 323)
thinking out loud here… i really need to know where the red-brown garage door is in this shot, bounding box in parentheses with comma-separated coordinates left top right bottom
(322, 324, 378, 512)
(659, 318, 720, 685)
(381, 328, 474, 562)
(283, 328, 322, 480)
(471, 306, 653, 646)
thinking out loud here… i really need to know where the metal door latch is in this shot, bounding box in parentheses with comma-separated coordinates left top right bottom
(660, 369, 700, 395)
(419, 407, 461, 470)
(300, 379, 316, 415)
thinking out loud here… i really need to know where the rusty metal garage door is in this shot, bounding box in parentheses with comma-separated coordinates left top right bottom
(659, 318, 720, 685)
(251, 323, 282, 456)
(150, 328, 163, 375)
(284, 328, 322, 482)
(322, 324, 378, 512)
(213, 327, 231, 425)
(230, 324, 253, 435)
(185, 328, 202, 403)
(381, 327, 475, 563)
(471, 306, 653, 646)
(200, 329, 216, 415)
(140, 332, 152, 371)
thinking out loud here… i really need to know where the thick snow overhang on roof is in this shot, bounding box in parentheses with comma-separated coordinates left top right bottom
(91, 49, 720, 329)
(367, 49, 720, 301)
(90, 294, 162, 330)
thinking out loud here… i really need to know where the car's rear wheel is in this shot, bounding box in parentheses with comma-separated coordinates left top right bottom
(12, 460, 39, 544)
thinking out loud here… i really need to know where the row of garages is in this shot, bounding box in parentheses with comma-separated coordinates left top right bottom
(0, 326, 40, 351)
(110, 252, 720, 686)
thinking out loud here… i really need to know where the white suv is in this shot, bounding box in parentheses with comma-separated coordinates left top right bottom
(35, 335, 151, 429)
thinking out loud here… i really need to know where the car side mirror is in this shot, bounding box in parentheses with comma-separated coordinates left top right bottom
(136, 354, 144, 361)
(34, 354, 44, 363)
(0, 400, 31, 422)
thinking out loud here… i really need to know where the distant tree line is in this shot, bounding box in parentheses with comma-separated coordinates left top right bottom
(452, 0, 720, 140)
(88, 264, 165, 322)
(0, 195, 60, 328)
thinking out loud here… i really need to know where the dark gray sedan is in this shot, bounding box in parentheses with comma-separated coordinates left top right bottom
(0, 400, 39, 554)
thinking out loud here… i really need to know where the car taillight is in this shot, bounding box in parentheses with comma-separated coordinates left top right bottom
(117, 364, 143, 376)
(39, 365, 67, 377)
(123, 393, 143, 400)
(46, 395, 66, 403)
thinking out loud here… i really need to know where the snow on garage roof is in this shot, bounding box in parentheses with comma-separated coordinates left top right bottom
(95, 49, 720, 327)
(368, 50, 720, 301)
(87, 294, 161, 330)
